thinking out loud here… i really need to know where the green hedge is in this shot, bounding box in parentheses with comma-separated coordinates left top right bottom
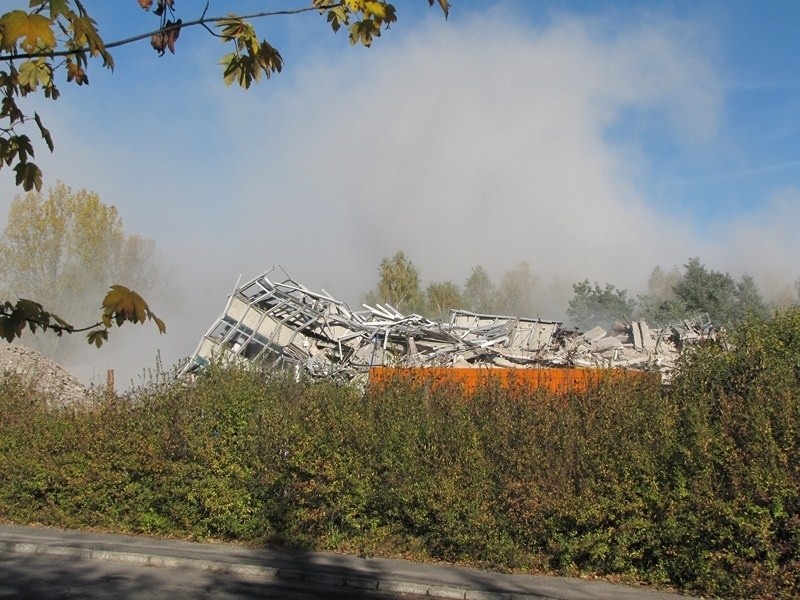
(2, 308, 800, 598)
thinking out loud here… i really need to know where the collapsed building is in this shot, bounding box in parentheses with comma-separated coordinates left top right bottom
(181, 267, 716, 385)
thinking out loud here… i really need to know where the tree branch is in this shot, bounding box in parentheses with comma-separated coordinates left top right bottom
(0, 305, 102, 334)
(0, 3, 343, 63)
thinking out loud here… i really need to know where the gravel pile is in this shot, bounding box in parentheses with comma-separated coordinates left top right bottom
(0, 344, 89, 407)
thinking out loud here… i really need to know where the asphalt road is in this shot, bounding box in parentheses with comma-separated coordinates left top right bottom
(0, 552, 419, 599)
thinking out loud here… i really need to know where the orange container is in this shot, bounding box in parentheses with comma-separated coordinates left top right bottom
(368, 366, 653, 396)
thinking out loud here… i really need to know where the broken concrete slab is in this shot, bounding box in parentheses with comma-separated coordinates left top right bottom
(181, 268, 715, 385)
(581, 326, 607, 343)
(590, 337, 623, 352)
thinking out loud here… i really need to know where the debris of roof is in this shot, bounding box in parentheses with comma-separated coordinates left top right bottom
(181, 267, 716, 384)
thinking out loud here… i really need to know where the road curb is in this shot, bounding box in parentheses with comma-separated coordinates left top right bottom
(0, 533, 683, 600)
(3, 539, 554, 599)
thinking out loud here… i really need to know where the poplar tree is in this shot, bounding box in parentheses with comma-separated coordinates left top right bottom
(0, 182, 168, 349)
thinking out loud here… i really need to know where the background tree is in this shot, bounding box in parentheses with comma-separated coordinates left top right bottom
(636, 266, 687, 326)
(425, 280, 463, 321)
(463, 265, 495, 313)
(672, 257, 738, 325)
(0, 181, 168, 351)
(567, 279, 635, 331)
(366, 251, 423, 314)
(732, 273, 769, 322)
(637, 258, 769, 328)
(495, 261, 537, 317)
(0, 1, 451, 192)
(671, 257, 773, 327)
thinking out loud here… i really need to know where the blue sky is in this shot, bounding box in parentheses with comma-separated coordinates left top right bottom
(2, 0, 800, 384)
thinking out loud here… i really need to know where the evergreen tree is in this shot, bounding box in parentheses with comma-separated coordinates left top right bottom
(567, 279, 635, 330)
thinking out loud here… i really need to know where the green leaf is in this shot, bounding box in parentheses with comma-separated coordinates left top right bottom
(216, 17, 253, 42)
(14, 161, 42, 191)
(2, 93, 25, 124)
(29, 0, 71, 20)
(12, 135, 34, 164)
(255, 40, 283, 78)
(87, 329, 108, 348)
(0, 298, 73, 341)
(220, 52, 244, 87)
(47, 0, 72, 20)
(0, 318, 19, 342)
(14, 299, 43, 320)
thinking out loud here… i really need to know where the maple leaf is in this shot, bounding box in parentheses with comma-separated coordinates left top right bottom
(0, 10, 56, 53)
(101, 285, 166, 333)
(87, 329, 108, 348)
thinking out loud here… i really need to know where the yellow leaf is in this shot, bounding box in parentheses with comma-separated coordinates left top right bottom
(130, 290, 148, 323)
(102, 284, 139, 322)
(364, 1, 387, 19)
(154, 316, 166, 334)
(18, 60, 51, 90)
(0, 11, 56, 52)
(102, 284, 132, 311)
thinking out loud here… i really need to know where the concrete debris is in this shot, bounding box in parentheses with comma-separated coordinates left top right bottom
(0, 344, 89, 407)
(182, 268, 717, 384)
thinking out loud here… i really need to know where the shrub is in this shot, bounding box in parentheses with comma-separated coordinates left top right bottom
(2, 309, 800, 598)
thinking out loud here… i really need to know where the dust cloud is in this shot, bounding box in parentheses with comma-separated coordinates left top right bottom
(1, 7, 797, 387)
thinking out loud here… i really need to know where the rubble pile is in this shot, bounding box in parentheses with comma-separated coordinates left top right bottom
(555, 313, 714, 382)
(182, 268, 716, 384)
(0, 344, 89, 406)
